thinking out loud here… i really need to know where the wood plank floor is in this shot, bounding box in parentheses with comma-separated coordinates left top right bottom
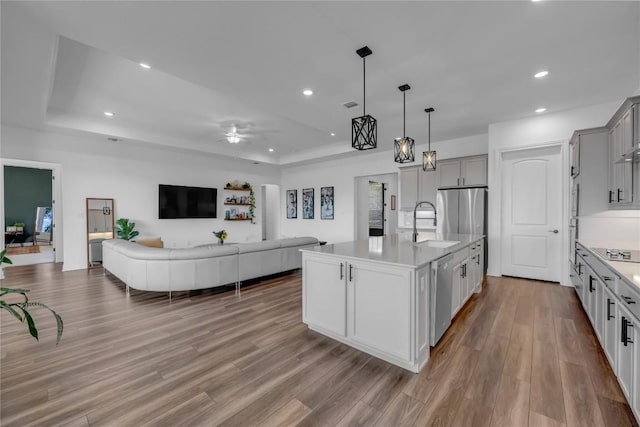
(1, 263, 637, 427)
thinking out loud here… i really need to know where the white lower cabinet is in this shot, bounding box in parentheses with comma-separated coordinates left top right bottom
(302, 252, 424, 372)
(302, 254, 347, 337)
(348, 259, 413, 362)
(603, 285, 619, 370)
(452, 261, 462, 316)
(451, 242, 483, 318)
(617, 302, 637, 413)
(574, 243, 639, 423)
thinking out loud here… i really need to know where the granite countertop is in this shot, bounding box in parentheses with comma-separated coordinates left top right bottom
(577, 239, 640, 291)
(301, 232, 484, 269)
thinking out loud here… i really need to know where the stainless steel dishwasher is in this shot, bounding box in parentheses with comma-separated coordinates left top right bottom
(430, 253, 453, 346)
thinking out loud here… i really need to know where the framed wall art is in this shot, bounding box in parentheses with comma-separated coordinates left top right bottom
(302, 188, 314, 219)
(286, 189, 297, 219)
(321, 186, 334, 220)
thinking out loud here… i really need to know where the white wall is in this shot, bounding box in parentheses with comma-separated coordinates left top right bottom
(486, 99, 631, 280)
(280, 133, 487, 244)
(262, 184, 280, 240)
(1, 124, 280, 271)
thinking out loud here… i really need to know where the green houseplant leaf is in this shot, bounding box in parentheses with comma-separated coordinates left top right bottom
(0, 295, 64, 345)
(116, 218, 139, 241)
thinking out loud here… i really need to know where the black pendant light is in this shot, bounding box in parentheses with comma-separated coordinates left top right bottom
(352, 46, 377, 151)
(423, 108, 436, 171)
(394, 84, 415, 163)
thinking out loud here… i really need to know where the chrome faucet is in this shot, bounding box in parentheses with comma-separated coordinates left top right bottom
(413, 201, 437, 243)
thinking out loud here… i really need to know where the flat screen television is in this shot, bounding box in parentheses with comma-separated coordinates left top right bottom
(159, 184, 217, 219)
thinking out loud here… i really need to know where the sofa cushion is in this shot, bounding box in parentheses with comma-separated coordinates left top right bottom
(233, 240, 281, 254)
(134, 237, 164, 248)
(278, 237, 319, 248)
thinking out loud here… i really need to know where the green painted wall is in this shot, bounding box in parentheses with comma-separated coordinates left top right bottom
(4, 166, 52, 238)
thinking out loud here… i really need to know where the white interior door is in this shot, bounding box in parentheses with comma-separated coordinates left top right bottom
(501, 145, 562, 282)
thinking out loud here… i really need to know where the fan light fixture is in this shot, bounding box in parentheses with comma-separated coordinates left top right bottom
(226, 126, 241, 144)
(352, 46, 377, 151)
(423, 108, 436, 171)
(394, 84, 414, 163)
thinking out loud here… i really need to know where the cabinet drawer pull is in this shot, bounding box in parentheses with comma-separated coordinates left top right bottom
(609, 190, 613, 203)
(589, 275, 594, 293)
(457, 178, 460, 186)
(607, 298, 615, 320)
(462, 177, 465, 185)
(617, 188, 622, 202)
(340, 263, 344, 280)
(603, 276, 612, 281)
(349, 264, 353, 282)
(621, 295, 636, 305)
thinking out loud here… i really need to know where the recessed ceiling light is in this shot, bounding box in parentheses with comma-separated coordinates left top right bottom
(531, 0, 542, 2)
(534, 70, 549, 78)
(104, 111, 115, 117)
(303, 89, 313, 96)
(330, 133, 336, 137)
(268, 148, 274, 152)
(139, 63, 151, 69)
(535, 107, 547, 113)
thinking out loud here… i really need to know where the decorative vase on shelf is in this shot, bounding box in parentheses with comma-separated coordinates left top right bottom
(218, 240, 224, 246)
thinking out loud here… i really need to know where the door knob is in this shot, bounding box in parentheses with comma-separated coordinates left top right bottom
(548, 229, 559, 234)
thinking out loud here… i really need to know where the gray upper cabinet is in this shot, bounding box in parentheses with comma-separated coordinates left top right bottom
(437, 160, 461, 187)
(607, 97, 639, 209)
(437, 155, 487, 188)
(399, 166, 419, 209)
(570, 128, 608, 216)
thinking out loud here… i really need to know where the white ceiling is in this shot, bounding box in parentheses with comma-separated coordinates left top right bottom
(2, 1, 639, 165)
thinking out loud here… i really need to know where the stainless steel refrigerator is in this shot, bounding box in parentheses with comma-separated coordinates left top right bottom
(436, 188, 488, 271)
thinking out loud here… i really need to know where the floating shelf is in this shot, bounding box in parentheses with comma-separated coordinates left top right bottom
(224, 187, 251, 191)
(224, 203, 252, 206)
(224, 218, 252, 221)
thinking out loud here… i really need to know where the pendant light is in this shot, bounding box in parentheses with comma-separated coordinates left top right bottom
(394, 84, 415, 163)
(352, 46, 377, 151)
(423, 108, 436, 171)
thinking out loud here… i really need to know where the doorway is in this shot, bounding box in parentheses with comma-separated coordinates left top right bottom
(261, 184, 280, 241)
(354, 173, 398, 240)
(1, 160, 62, 267)
(500, 144, 563, 282)
(368, 181, 385, 236)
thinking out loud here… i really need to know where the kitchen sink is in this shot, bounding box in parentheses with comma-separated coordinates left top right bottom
(414, 238, 459, 248)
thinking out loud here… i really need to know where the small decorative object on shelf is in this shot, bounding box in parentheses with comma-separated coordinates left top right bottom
(213, 230, 228, 245)
(223, 180, 256, 224)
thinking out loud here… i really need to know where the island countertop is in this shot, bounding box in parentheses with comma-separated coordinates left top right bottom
(301, 232, 484, 269)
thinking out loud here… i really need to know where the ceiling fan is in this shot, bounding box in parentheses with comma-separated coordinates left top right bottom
(215, 119, 279, 145)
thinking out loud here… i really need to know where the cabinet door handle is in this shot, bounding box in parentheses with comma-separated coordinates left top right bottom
(622, 317, 633, 346)
(340, 262, 344, 280)
(607, 298, 615, 320)
(589, 275, 594, 293)
(578, 263, 582, 275)
(621, 295, 636, 305)
(570, 166, 575, 176)
(603, 276, 612, 281)
(609, 190, 613, 203)
(462, 177, 465, 186)
(617, 188, 622, 202)
(349, 264, 353, 282)
(476, 255, 480, 265)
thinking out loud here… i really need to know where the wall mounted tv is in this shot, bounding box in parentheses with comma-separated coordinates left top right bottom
(159, 184, 217, 219)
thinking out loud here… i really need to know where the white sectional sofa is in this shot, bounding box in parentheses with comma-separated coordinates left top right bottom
(102, 237, 318, 296)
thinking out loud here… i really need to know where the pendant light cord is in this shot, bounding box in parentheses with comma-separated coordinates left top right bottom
(428, 110, 431, 151)
(363, 58, 366, 117)
(403, 91, 406, 137)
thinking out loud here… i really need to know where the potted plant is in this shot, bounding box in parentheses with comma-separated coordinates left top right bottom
(0, 247, 63, 344)
(212, 230, 228, 245)
(116, 218, 139, 241)
(14, 222, 25, 232)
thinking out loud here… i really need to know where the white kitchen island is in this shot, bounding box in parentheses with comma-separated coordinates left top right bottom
(300, 232, 485, 373)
